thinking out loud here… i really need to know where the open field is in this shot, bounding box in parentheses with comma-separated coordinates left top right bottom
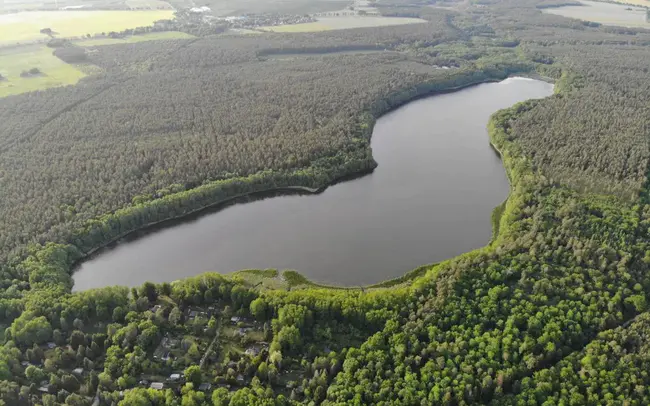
(260, 16, 426, 32)
(73, 31, 193, 46)
(0, 45, 85, 97)
(543, 1, 650, 27)
(0, 10, 175, 45)
(606, 0, 649, 6)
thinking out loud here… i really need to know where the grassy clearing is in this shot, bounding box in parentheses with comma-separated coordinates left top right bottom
(259, 16, 426, 32)
(0, 45, 85, 97)
(607, 0, 649, 6)
(543, 1, 650, 27)
(73, 31, 194, 46)
(259, 22, 331, 32)
(0, 10, 175, 45)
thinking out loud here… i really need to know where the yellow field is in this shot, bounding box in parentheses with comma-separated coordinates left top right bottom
(0, 46, 85, 97)
(74, 31, 193, 46)
(259, 16, 426, 33)
(608, 0, 649, 6)
(0, 10, 175, 45)
(260, 22, 331, 32)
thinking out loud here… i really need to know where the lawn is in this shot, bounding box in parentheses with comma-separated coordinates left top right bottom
(74, 31, 194, 46)
(0, 45, 86, 97)
(0, 10, 175, 45)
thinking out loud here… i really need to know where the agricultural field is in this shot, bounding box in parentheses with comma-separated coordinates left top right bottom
(543, 0, 650, 27)
(0, 10, 175, 46)
(260, 16, 426, 32)
(0, 45, 85, 97)
(73, 30, 193, 46)
(606, 0, 649, 6)
(1, 0, 172, 12)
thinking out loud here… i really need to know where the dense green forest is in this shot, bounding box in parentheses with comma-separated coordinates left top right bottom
(2, 0, 650, 404)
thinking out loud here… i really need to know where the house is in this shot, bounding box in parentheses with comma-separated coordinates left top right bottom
(245, 347, 260, 356)
(198, 383, 212, 391)
(72, 367, 84, 375)
(150, 382, 164, 390)
(38, 385, 52, 393)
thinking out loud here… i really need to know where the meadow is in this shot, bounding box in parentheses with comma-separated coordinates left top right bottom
(73, 31, 193, 46)
(543, 0, 650, 27)
(0, 45, 85, 97)
(260, 16, 426, 32)
(0, 10, 175, 45)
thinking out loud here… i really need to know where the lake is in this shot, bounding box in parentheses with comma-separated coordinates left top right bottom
(72, 78, 554, 290)
(543, 1, 650, 28)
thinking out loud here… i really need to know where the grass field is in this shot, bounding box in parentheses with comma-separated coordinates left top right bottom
(0, 10, 175, 45)
(543, 1, 650, 27)
(74, 31, 193, 46)
(260, 16, 425, 32)
(0, 45, 86, 97)
(607, 0, 649, 6)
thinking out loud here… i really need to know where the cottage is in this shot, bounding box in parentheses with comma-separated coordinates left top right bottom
(245, 347, 260, 356)
(198, 383, 212, 391)
(38, 385, 51, 393)
(150, 382, 164, 390)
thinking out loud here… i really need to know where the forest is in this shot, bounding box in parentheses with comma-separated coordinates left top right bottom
(2, 0, 650, 404)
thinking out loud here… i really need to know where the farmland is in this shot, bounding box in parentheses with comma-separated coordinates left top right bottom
(260, 16, 426, 32)
(543, 0, 650, 28)
(0, 10, 175, 46)
(73, 31, 193, 46)
(0, 45, 85, 97)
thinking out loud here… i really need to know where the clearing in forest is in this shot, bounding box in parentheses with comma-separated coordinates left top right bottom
(0, 45, 85, 98)
(543, 0, 650, 28)
(260, 16, 426, 32)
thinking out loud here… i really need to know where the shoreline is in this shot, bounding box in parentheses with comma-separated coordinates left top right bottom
(69, 72, 545, 290)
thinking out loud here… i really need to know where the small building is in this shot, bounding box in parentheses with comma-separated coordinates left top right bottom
(169, 373, 182, 381)
(198, 383, 212, 391)
(72, 367, 84, 376)
(245, 347, 260, 357)
(150, 382, 164, 390)
(38, 385, 52, 394)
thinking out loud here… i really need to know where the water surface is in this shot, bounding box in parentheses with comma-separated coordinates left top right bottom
(73, 78, 553, 290)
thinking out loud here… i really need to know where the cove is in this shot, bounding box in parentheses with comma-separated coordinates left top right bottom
(72, 77, 554, 291)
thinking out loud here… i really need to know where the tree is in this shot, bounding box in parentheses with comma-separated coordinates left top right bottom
(250, 298, 268, 321)
(184, 365, 202, 386)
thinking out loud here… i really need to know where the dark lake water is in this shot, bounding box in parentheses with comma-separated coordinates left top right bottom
(73, 78, 554, 290)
